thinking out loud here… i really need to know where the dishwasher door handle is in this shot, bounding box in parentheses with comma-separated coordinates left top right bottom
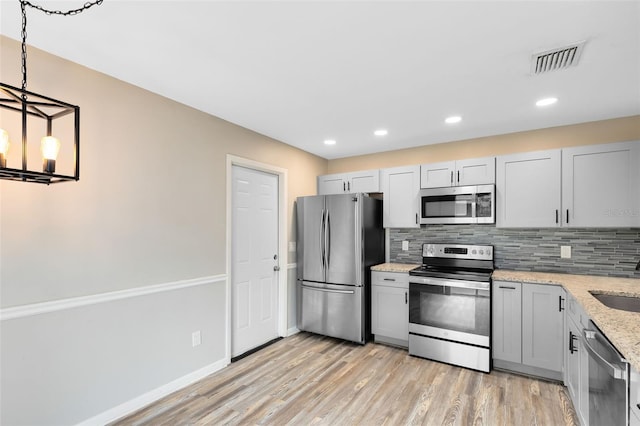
(583, 330, 627, 380)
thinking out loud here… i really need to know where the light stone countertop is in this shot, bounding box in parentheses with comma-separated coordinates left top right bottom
(371, 263, 420, 273)
(493, 270, 640, 372)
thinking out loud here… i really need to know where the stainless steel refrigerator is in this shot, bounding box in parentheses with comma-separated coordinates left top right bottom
(296, 193, 384, 344)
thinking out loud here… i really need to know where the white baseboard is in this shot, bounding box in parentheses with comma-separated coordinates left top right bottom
(76, 358, 229, 426)
(287, 326, 300, 337)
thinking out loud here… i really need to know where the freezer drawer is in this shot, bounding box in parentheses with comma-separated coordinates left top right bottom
(299, 281, 364, 344)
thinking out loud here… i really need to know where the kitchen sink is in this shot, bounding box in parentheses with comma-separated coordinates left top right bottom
(589, 292, 640, 313)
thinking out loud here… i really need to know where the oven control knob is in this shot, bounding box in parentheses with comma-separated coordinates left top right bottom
(487, 249, 491, 256)
(480, 250, 484, 255)
(472, 249, 477, 254)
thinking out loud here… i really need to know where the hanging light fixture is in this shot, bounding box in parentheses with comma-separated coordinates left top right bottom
(0, 0, 103, 184)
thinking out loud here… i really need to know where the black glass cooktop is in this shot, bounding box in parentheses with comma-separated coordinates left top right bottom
(409, 266, 492, 282)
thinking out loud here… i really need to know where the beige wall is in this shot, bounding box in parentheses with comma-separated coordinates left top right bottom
(0, 35, 327, 307)
(1, 34, 327, 424)
(327, 115, 640, 173)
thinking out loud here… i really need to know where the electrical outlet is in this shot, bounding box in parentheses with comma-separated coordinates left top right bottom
(192, 331, 201, 347)
(561, 246, 572, 259)
(402, 240, 409, 251)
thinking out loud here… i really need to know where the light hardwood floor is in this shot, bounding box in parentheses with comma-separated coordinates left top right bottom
(112, 332, 578, 425)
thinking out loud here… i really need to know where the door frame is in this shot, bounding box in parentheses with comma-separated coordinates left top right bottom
(225, 154, 288, 362)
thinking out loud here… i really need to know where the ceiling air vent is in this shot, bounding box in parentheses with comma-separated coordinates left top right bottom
(532, 41, 585, 75)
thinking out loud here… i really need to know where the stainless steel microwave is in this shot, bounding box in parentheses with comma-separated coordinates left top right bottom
(419, 184, 495, 225)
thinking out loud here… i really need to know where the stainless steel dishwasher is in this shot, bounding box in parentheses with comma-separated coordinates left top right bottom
(583, 320, 629, 426)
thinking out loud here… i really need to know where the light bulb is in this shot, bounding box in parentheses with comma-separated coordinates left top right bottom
(41, 136, 61, 160)
(41, 136, 61, 173)
(0, 128, 9, 168)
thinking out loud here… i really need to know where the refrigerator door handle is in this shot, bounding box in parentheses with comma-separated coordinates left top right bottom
(354, 195, 362, 286)
(326, 210, 331, 268)
(320, 209, 326, 269)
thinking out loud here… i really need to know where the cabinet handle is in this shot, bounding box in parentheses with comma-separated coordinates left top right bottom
(555, 209, 559, 224)
(405, 292, 408, 304)
(566, 209, 569, 224)
(415, 213, 418, 224)
(383, 278, 396, 282)
(569, 331, 578, 354)
(348, 182, 350, 191)
(343, 182, 346, 192)
(559, 296, 565, 312)
(457, 170, 460, 184)
(499, 286, 516, 290)
(450, 171, 453, 185)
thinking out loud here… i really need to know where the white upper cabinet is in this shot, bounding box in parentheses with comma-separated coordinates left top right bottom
(562, 141, 640, 227)
(381, 165, 420, 228)
(317, 169, 380, 195)
(420, 160, 455, 188)
(421, 156, 495, 188)
(497, 141, 640, 228)
(496, 149, 561, 228)
(317, 174, 346, 195)
(456, 157, 496, 186)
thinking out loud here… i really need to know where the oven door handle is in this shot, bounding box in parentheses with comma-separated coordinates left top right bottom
(409, 277, 489, 291)
(583, 330, 627, 380)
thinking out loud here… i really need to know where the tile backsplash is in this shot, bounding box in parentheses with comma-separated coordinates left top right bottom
(390, 226, 640, 278)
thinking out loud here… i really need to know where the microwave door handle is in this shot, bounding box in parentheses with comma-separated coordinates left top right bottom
(471, 195, 477, 219)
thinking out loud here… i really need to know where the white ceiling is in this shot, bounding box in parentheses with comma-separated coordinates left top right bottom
(1, 1, 639, 160)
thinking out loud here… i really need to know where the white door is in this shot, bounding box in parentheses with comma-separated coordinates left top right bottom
(231, 165, 279, 357)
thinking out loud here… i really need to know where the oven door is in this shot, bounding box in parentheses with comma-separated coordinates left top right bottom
(409, 277, 490, 347)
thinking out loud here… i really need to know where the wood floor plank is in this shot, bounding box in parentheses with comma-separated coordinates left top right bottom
(112, 333, 579, 426)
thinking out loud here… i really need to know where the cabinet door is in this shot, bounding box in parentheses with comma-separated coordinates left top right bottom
(349, 169, 380, 193)
(562, 140, 640, 227)
(381, 165, 420, 228)
(565, 316, 581, 409)
(456, 156, 496, 186)
(420, 161, 455, 188)
(496, 150, 561, 228)
(492, 281, 522, 363)
(318, 174, 346, 195)
(522, 284, 564, 372)
(578, 329, 590, 426)
(371, 284, 408, 341)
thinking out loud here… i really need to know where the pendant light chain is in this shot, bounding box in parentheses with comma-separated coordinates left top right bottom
(19, 0, 104, 93)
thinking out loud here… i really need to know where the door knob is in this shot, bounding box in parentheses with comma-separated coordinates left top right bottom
(273, 265, 281, 271)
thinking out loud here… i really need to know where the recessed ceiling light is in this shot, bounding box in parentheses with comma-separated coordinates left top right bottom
(374, 129, 388, 136)
(536, 97, 558, 107)
(324, 139, 336, 145)
(445, 116, 462, 124)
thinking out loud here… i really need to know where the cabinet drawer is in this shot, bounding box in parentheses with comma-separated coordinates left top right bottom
(371, 271, 408, 289)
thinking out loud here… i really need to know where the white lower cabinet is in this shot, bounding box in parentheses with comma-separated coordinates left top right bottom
(565, 315, 589, 425)
(371, 271, 408, 347)
(565, 292, 590, 426)
(492, 282, 522, 363)
(492, 281, 564, 381)
(630, 367, 640, 426)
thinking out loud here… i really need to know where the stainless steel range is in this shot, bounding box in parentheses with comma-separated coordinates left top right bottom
(408, 243, 494, 372)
